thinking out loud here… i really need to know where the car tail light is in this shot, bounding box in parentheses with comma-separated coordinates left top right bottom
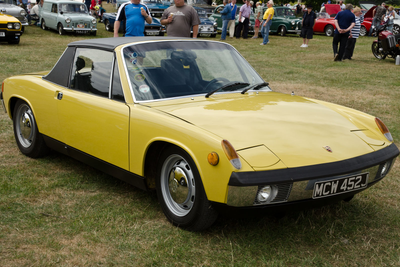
(375, 117, 393, 142)
(221, 140, 242, 169)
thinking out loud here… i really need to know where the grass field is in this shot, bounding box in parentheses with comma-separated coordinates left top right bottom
(1, 10, 400, 266)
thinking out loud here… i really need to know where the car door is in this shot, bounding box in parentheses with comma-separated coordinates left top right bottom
(57, 48, 130, 170)
(47, 3, 58, 29)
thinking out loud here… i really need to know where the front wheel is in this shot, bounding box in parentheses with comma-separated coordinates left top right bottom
(279, 26, 287, 36)
(372, 42, 386, 60)
(393, 24, 400, 34)
(90, 31, 97, 36)
(13, 100, 48, 158)
(156, 146, 218, 231)
(325, 25, 334, 37)
(58, 23, 65, 35)
(359, 25, 367, 36)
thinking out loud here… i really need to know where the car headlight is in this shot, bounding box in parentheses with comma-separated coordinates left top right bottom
(213, 22, 217, 26)
(92, 18, 96, 24)
(65, 17, 71, 23)
(256, 185, 278, 203)
(20, 9, 26, 16)
(292, 21, 295, 25)
(14, 23, 20, 29)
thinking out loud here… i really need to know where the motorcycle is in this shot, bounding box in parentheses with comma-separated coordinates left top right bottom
(371, 23, 400, 60)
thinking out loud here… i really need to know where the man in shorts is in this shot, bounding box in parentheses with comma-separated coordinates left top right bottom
(300, 5, 316, 48)
(161, 0, 200, 37)
(252, 2, 263, 39)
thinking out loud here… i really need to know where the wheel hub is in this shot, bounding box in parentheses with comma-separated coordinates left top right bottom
(20, 111, 33, 141)
(168, 166, 189, 204)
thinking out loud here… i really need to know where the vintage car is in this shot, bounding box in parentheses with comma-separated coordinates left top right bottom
(40, 0, 97, 35)
(116, 0, 170, 17)
(315, 4, 372, 37)
(364, 5, 400, 35)
(186, 0, 214, 16)
(191, 6, 217, 37)
(1, 37, 398, 231)
(103, 12, 166, 36)
(0, 10, 22, 44)
(209, 5, 301, 36)
(0, 0, 28, 31)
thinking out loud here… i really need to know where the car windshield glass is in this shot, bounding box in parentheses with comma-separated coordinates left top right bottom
(186, 0, 208, 5)
(317, 12, 330, 19)
(122, 41, 268, 102)
(59, 4, 87, 13)
(196, 9, 208, 18)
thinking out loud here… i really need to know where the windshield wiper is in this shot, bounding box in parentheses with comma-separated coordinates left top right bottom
(240, 82, 269, 94)
(205, 82, 250, 98)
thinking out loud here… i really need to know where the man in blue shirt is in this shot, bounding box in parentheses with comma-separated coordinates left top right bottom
(332, 4, 355, 61)
(114, 0, 152, 37)
(219, 0, 232, 40)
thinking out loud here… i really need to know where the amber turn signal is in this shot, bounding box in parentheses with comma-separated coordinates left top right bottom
(221, 140, 242, 169)
(375, 117, 393, 142)
(207, 152, 219, 166)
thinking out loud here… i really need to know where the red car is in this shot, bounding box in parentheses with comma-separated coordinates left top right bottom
(363, 6, 400, 34)
(314, 4, 371, 36)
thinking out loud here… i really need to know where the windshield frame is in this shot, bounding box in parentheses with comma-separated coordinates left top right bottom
(120, 40, 270, 104)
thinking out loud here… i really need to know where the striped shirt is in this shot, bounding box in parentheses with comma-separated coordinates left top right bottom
(350, 15, 363, 39)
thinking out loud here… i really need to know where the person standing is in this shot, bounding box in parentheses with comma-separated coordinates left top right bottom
(339, 0, 345, 10)
(219, 0, 232, 40)
(385, 6, 395, 32)
(343, 7, 363, 60)
(332, 4, 355, 61)
(260, 0, 274, 45)
(369, 3, 386, 36)
(252, 2, 263, 39)
(227, 0, 237, 38)
(114, 0, 152, 37)
(300, 5, 316, 48)
(161, 0, 200, 38)
(236, 0, 251, 39)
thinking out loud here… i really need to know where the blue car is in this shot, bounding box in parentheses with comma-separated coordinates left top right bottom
(116, 0, 170, 17)
(192, 7, 217, 38)
(103, 12, 166, 36)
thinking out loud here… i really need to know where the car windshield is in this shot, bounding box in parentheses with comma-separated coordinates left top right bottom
(122, 41, 269, 102)
(59, 3, 87, 13)
(186, 0, 208, 5)
(196, 8, 207, 18)
(317, 12, 330, 19)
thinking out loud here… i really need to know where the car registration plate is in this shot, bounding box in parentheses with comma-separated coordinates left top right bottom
(0, 32, 5, 37)
(312, 173, 369, 199)
(200, 33, 211, 37)
(76, 30, 87, 34)
(146, 31, 158, 35)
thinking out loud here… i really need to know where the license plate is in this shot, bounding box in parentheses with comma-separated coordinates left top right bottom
(312, 173, 369, 199)
(77, 24, 84, 28)
(200, 33, 211, 37)
(146, 31, 158, 35)
(76, 30, 87, 34)
(0, 32, 5, 37)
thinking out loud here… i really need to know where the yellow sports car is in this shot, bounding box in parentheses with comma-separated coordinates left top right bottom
(1, 37, 398, 231)
(0, 10, 22, 44)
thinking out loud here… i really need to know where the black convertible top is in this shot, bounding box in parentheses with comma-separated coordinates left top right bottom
(68, 37, 191, 51)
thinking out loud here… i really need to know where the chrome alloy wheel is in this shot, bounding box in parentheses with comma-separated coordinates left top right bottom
(160, 154, 195, 217)
(15, 103, 36, 149)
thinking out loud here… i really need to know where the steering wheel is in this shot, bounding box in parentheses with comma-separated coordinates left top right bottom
(203, 77, 230, 92)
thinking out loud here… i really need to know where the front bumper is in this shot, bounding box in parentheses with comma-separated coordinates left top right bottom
(227, 143, 399, 207)
(63, 27, 97, 33)
(0, 30, 22, 41)
(287, 29, 301, 34)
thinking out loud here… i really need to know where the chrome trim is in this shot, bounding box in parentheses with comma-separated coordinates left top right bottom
(226, 164, 386, 207)
(63, 27, 97, 31)
(119, 39, 269, 104)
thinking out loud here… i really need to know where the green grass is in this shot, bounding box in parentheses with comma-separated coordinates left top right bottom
(1, 16, 400, 266)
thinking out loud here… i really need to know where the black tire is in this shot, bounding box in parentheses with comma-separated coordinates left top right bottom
(279, 26, 287, 36)
(41, 19, 46, 30)
(8, 37, 20, 44)
(393, 24, 400, 34)
(359, 25, 367, 36)
(371, 42, 386, 60)
(156, 146, 218, 231)
(58, 23, 65, 35)
(90, 31, 97, 36)
(210, 33, 216, 38)
(13, 100, 49, 158)
(325, 25, 334, 37)
(105, 19, 112, 32)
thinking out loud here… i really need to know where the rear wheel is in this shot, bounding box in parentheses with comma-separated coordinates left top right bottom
(58, 23, 65, 35)
(279, 26, 287, 36)
(105, 19, 112, 32)
(41, 19, 46, 30)
(13, 100, 49, 158)
(372, 42, 386, 60)
(359, 25, 367, 36)
(156, 146, 218, 231)
(325, 25, 334, 37)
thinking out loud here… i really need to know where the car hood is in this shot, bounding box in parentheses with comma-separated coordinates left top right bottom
(199, 17, 214, 24)
(325, 4, 341, 15)
(146, 92, 384, 168)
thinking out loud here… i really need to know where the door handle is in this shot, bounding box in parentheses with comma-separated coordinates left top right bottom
(57, 92, 63, 100)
